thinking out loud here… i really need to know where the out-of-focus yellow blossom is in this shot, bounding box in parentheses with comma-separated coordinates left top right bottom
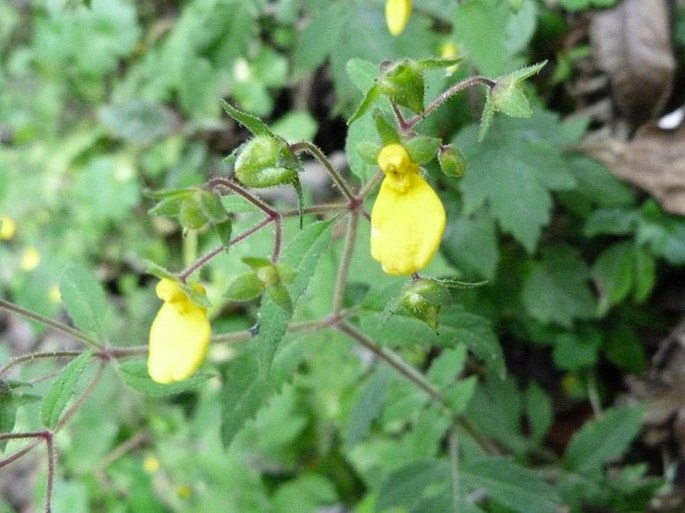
(147, 279, 211, 384)
(143, 454, 161, 474)
(440, 41, 460, 74)
(177, 484, 193, 500)
(371, 144, 446, 275)
(0, 215, 16, 240)
(49, 284, 62, 304)
(385, 0, 412, 36)
(20, 246, 41, 271)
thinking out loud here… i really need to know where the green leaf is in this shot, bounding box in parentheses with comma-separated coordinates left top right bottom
(117, 360, 214, 397)
(0, 382, 39, 449)
(374, 112, 400, 145)
(40, 351, 93, 429)
(552, 328, 602, 371)
(461, 458, 561, 513)
(267, 282, 293, 314)
(98, 101, 174, 145)
(453, 0, 509, 76)
(592, 242, 635, 314)
(220, 347, 271, 447)
(361, 305, 505, 378)
(221, 100, 274, 137)
(455, 116, 576, 252)
(60, 266, 111, 341)
(256, 219, 334, 373)
(346, 109, 379, 181)
(196, 189, 229, 224)
(347, 84, 380, 125)
(525, 381, 553, 442)
(346, 58, 381, 124)
(344, 366, 389, 447)
(564, 404, 646, 476)
(522, 245, 596, 327)
(376, 458, 450, 511)
(442, 204, 499, 281)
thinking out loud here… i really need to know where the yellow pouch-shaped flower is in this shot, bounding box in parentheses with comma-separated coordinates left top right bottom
(148, 279, 211, 384)
(371, 144, 446, 275)
(385, 0, 412, 36)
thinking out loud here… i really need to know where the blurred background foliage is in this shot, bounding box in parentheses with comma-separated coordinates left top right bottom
(2, 0, 685, 512)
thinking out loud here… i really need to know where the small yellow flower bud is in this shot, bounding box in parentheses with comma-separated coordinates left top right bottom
(385, 0, 412, 36)
(0, 215, 16, 240)
(20, 246, 41, 271)
(143, 454, 161, 474)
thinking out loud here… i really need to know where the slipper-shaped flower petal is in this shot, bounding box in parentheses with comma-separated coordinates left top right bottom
(371, 144, 446, 275)
(148, 279, 211, 384)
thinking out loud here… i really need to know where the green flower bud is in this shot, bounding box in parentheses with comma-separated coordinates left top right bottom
(404, 136, 442, 165)
(401, 278, 451, 331)
(179, 197, 207, 230)
(234, 135, 301, 188)
(378, 60, 425, 114)
(438, 145, 467, 178)
(224, 272, 265, 301)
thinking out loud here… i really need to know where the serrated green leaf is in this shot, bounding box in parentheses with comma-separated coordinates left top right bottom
(143, 260, 176, 281)
(221, 347, 271, 447)
(118, 360, 213, 397)
(256, 219, 334, 373)
(60, 266, 111, 341)
(347, 84, 380, 125)
(344, 366, 389, 447)
(361, 305, 505, 378)
(221, 100, 274, 137)
(592, 242, 635, 315)
(40, 351, 93, 428)
(522, 245, 596, 327)
(456, 116, 577, 252)
(564, 404, 646, 476)
(346, 109, 379, 181)
(461, 458, 561, 513)
(376, 458, 450, 511)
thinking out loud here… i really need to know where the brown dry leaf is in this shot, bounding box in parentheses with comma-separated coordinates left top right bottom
(589, 0, 675, 127)
(599, 121, 685, 215)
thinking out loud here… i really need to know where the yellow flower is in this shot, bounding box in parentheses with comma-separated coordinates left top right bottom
(385, 0, 412, 36)
(20, 246, 41, 271)
(371, 144, 446, 275)
(148, 279, 211, 384)
(0, 215, 16, 240)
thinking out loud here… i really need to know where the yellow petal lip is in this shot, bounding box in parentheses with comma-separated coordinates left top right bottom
(371, 173, 446, 275)
(385, 0, 412, 36)
(148, 279, 211, 384)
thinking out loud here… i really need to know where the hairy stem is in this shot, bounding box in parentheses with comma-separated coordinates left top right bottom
(403, 76, 496, 131)
(178, 216, 272, 280)
(332, 213, 359, 315)
(336, 322, 443, 401)
(290, 141, 356, 202)
(0, 300, 101, 350)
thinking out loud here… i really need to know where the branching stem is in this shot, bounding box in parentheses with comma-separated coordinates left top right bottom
(0, 300, 101, 349)
(290, 140, 356, 203)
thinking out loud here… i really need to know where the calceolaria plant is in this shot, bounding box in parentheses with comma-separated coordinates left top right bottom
(1, 50, 555, 513)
